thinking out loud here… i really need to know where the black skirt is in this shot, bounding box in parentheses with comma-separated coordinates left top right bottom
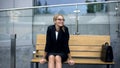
(45, 53, 68, 63)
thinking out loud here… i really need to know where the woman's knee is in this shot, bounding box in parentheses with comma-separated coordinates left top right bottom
(49, 55, 55, 62)
(55, 55, 62, 63)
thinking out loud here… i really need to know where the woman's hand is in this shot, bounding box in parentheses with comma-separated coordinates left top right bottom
(39, 58, 46, 64)
(68, 59, 75, 65)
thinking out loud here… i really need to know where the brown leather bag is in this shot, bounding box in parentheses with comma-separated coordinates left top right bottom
(100, 42, 113, 62)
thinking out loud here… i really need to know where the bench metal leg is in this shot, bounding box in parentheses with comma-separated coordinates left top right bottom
(36, 62, 39, 68)
(107, 64, 110, 68)
(31, 62, 34, 68)
(111, 64, 114, 68)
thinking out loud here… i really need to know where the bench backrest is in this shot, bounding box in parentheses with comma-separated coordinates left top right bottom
(36, 34, 110, 58)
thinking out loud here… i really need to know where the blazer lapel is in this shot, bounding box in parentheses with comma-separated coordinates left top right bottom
(57, 29, 62, 41)
(52, 25, 57, 41)
(52, 25, 62, 41)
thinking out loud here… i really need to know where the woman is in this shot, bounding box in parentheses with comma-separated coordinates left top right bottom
(39, 14, 74, 68)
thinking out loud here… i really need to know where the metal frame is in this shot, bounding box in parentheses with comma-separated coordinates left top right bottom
(31, 62, 39, 68)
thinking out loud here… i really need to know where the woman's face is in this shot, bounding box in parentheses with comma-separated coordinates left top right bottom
(55, 15, 65, 27)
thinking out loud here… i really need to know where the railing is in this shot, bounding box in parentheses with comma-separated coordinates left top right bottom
(0, 1, 119, 11)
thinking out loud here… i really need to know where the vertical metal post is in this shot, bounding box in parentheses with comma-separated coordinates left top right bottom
(116, 24, 120, 38)
(36, 62, 39, 68)
(106, 64, 110, 68)
(76, 8, 79, 34)
(31, 62, 34, 68)
(74, 4, 80, 35)
(11, 34, 16, 68)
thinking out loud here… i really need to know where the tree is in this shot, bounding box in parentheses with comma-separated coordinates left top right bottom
(86, 0, 104, 13)
(43, 0, 51, 14)
(86, 0, 95, 13)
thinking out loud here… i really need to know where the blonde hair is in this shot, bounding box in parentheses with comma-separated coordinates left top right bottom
(53, 14, 64, 22)
(53, 14, 65, 32)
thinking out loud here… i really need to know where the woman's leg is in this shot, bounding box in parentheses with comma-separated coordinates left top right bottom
(48, 55, 55, 68)
(55, 55, 62, 68)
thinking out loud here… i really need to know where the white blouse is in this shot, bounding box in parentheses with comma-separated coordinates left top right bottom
(56, 31, 58, 40)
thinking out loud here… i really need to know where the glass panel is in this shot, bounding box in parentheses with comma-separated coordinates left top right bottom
(77, 3, 110, 35)
(0, 9, 33, 68)
(108, 2, 120, 24)
(0, 11, 12, 68)
(12, 10, 32, 46)
(34, 0, 107, 6)
(10, 9, 33, 68)
(109, 2, 120, 39)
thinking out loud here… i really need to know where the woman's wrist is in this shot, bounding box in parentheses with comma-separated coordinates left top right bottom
(42, 56, 45, 59)
(68, 57, 72, 60)
(68, 53, 72, 60)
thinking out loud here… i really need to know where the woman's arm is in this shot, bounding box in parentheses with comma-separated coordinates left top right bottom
(40, 26, 51, 64)
(68, 53, 72, 60)
(45, 26, 51, 52)
(40, 52, 47, 64)
(67, 53, 75, 65)
(65, 27, 75, 65)
(42, 52, 47, 59)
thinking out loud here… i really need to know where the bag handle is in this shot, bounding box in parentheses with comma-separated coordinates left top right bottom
(105, 42, 109, 46)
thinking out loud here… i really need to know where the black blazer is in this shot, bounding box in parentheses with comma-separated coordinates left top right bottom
(45, 25, 70, 54)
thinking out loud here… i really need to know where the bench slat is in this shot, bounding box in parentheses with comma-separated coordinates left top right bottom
(36, 51, 101, 58)
(36, 35, 110, 45)
(69, 35, 110, 45)
(31, 58, 114, 64)
(36, 45, 101, 52)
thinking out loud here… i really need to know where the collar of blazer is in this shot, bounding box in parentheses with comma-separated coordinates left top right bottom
(52, 25, 63, 41)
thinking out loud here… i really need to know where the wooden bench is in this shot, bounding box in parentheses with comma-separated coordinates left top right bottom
(31, 34, 114, 68)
